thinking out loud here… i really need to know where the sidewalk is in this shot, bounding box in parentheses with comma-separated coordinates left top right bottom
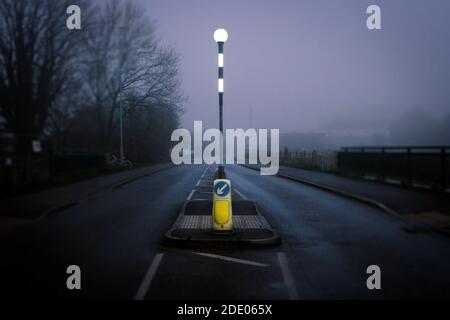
(0, 163, 173, 222)
(279, 166, 450, 215)
(244, 165, 450, 231)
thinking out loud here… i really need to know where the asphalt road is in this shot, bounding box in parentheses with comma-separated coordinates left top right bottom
(1, 164, 450, 299)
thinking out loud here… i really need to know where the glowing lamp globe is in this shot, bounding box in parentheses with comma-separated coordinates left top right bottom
(213, 28, 228, 43)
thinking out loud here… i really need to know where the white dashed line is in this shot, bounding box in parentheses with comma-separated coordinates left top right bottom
(134, 253, 164, 300)
(201, 166, 209, 178)
(277, 252, 299, 300)
(188, 167, 210, 200)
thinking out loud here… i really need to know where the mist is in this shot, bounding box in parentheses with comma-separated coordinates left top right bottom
(141, 0, 450, 148)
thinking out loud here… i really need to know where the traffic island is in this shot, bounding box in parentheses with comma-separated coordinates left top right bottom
(164, 199, 280, 247)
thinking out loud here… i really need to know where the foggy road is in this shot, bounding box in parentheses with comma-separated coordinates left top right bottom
(1, 165, 450, 299)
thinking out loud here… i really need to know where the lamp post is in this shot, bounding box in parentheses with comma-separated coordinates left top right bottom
(119, 83, 124, 164)
(118, 25, 126, 164)
(213, 28, 228, 178)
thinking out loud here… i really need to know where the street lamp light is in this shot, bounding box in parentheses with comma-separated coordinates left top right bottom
(213, 28, 228, 42)
(214, 28, 228, 178)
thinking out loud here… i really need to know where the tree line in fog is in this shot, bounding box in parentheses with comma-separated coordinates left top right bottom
(0, 0, 184, 164)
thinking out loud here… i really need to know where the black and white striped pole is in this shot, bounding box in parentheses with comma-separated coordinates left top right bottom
(214, 28, 228, 179)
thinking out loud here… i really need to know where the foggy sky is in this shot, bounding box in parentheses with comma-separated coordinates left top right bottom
(139, 0, 450, 134)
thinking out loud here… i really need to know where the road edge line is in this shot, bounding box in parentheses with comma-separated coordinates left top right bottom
(134, 252, 164, 300)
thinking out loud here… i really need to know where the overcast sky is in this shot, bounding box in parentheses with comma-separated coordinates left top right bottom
(137, 0, 450, 134)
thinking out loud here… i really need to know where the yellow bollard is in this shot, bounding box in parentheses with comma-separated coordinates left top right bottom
(212, 179, 233, 232)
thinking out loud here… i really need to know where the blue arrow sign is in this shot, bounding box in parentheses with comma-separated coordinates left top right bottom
(214, 181, 230, 197)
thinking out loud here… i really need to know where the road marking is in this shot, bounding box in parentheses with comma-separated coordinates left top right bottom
(196, 166, 210, 186)
(201, 166, 209, 179)
(134, 253, 164, 300)
(192, 252, 270, 267)
(234, 188, 248, 200)
(186, 190, 195, 200)
(277, 252, 299, 300)
(190, 167, 210, 199)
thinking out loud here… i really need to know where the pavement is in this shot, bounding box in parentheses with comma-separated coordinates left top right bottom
(245, 165, 450, 232)
(0, 163, 173, 234)
(1, 164, 450, 299)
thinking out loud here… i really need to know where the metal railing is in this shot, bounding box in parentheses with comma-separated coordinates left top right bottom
(338, 146, 450, 191)
(280, 150, 337, 172)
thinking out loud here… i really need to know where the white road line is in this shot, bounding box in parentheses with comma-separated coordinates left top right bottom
(134, 253, 164, 300)
(186, 189, 195, 200)
(277, 252, 299, 300)
(196, 167, 209, 186)
(200, 166, 208, 179)
(234, 188, 248, 200)
(192, 252, 270, 267)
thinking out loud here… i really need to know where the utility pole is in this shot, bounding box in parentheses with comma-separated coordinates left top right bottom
(118, 26, 126, 164)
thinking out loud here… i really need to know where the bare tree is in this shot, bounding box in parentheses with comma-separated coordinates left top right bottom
(79, 0, 184, 155)
(0, 0, 85, 152)
(0, 0, 184, 173)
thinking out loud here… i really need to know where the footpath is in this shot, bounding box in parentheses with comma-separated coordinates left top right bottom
(0, 163, 173, 234)
(244, 165, 450, 234)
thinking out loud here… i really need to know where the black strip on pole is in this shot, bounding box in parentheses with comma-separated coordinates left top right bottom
(219, 92, 223, 132)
